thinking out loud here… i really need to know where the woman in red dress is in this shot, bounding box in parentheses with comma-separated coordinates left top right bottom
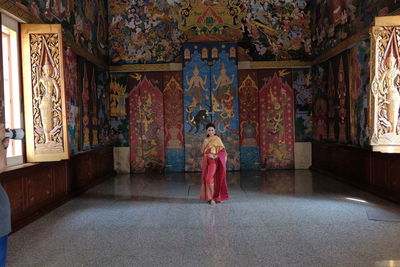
(200, 123, 229, 205)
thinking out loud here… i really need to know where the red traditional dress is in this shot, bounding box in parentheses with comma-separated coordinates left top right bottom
(200, 135, 229, 202)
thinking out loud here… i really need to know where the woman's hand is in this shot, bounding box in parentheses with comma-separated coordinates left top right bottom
(207, 153, 217, 159)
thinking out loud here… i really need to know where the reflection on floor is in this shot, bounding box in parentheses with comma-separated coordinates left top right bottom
(7, 170, 400, 266)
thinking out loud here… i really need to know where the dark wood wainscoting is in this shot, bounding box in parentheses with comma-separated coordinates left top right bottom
(312, 142, 400, 204)
(0, 146, 114, 232)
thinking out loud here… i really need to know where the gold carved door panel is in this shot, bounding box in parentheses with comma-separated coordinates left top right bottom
(21, 24, 69, 161)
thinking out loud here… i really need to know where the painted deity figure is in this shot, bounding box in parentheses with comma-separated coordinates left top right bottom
(34, 62, 59, 144)
(314, 97, 327, 141)
(327, 63, 336, 141)
(379, 56, 400, 135)
(82, 65, 91, 148)
(186, 65, 207, 104)
(349, 49, 362, 144)
(166, 125, 183, 148)
(337, 57, 347, 143)
(213, 63, 234, 100)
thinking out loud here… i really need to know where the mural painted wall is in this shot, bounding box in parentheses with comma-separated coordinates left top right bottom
(293, 68, 313, 142)
(12, 0, 108, 60)
(183, 45, 211, 172)
(96, 68, 111, 146)
(78, 58, 93, 150)
(108, 0, 312, 64)
(64, 46, 79, 154)
(118, 65, 307, 172)
(76, 58, 111, 151)
(258, 69, 295, 169)
(124, 71, 185, 173)
(183, 43, 239, 172)
(312, 0, 400, 55)
(348, 40, 370, 147)
(242, 0, 312, 61)
(238, 70, 260, 170)
(63, 50, 111, 155)
(312, 63, 328, 142)
(312, 41, 370, 148)
(108, 1, 183, 64)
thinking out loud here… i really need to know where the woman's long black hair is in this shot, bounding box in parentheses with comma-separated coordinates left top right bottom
(206, 123, 216, 137)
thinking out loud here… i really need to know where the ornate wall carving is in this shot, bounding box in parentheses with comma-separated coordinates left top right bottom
(370, 16, 400, 153)
(22, 24, 69, 161)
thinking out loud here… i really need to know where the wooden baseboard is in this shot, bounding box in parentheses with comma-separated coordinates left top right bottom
(0, 146, 115, 233)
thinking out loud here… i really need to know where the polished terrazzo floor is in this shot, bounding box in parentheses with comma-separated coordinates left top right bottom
(7, 170, 400, 267)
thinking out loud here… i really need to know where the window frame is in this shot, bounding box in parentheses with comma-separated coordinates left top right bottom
(1, 14, 24, 166)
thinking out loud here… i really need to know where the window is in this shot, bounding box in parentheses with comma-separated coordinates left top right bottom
(2, 14, 23, 166)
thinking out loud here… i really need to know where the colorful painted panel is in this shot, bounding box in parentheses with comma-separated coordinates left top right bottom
(312, 0, 400, 55)
(183, 43, 239, 171)
(96, 68, 110, 146)
(128, 74, 143, 172)
(312, 64, 328, 142)
(327, 61, 336, 142)
(348, 40, 370, 147)
(128, 73, 165, 173)
(11, 0, 108, 60)
(64, 46, 79, 155)
(238, 70, 260, 170)
(77, 58, 94, 151)
(336, 55, 349, 144)
(210, 44, 240, 171)
(183, 44, 212, 172)
(293, 68, 313, 142)
(89, 67, 99, 148)
(110, 74, 129, 147)
(324, 54, 350, 144)
(163, 72, 184, 172)
(258, 69, 294, 169)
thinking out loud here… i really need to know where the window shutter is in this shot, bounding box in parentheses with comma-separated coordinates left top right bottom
(21, 24, 69, 161)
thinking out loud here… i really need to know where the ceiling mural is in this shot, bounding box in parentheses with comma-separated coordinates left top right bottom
(312, 0, 400, 55)
(108, 0, 312, 64)
(241, 0, 311, 61)
(108, 0, 184, 64)
(11, 0, 108, 60)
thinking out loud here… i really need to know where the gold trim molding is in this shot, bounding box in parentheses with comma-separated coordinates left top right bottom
(110, 63, 183, 72)
(111, 60, 312, 73)
(241, 60, 312, 69)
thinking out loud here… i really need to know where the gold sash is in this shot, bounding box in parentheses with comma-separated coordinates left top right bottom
(202, 136, 225, 154)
